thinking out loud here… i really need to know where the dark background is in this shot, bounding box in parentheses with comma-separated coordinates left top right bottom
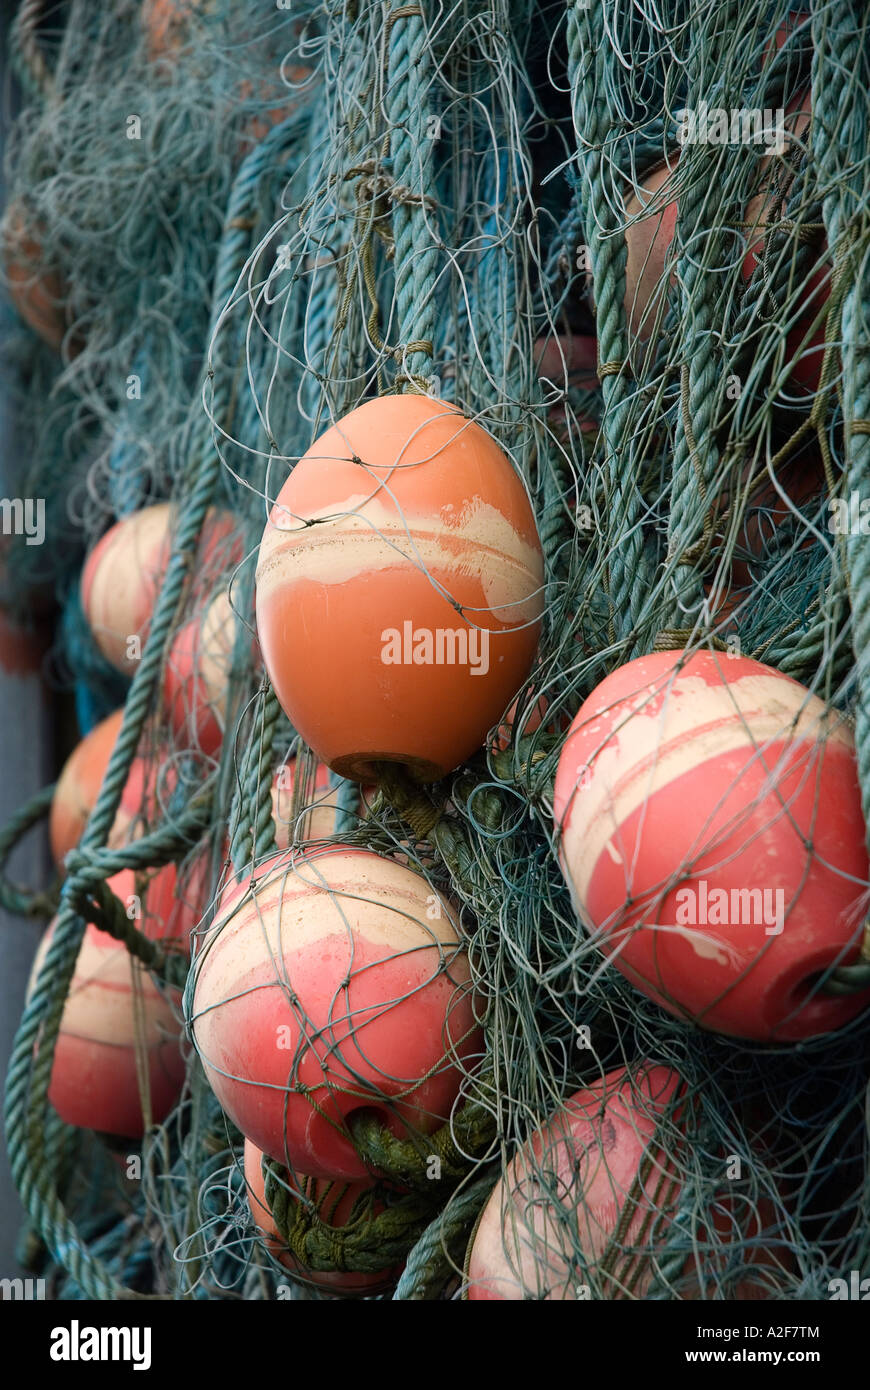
(0, 0, 55, 1281)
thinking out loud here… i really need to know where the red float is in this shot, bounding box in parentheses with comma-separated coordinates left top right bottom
(553, 649, 870, 1041)
(467, 1064, 778, 1299)
(256, 394, 544, 782)
(190, 846, 481, 1179)
(0, 608, 47, 677)
(141, 0, 208, 61)
(163, 589, 238, 756)
(51, 710, 125, 863)
(28, 870, 192, 1138)
(533, 333, 600, 395)
(243, 1139, 398, 1295)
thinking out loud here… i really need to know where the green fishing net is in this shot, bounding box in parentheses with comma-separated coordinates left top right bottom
(2, 0, 870, 1302)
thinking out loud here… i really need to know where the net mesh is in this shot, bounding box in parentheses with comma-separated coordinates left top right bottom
(2, 0, 870, 1301)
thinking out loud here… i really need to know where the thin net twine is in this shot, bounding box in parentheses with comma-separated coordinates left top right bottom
(2, 0, 870, 1300)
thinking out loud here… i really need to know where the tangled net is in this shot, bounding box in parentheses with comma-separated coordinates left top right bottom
(2, 0, 870, 1301)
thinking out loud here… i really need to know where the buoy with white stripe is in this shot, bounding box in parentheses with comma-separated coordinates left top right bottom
(28, 866, 192, 1138)
(466, 1063, 779, 1299)
(48, 710, 170, 864)
(553, 649, 870, 1041)
(1, 202, 72, 352)
(189, 846, 481, 1179)
(255, 395, 544, 782)
(81, 503, 242, 676)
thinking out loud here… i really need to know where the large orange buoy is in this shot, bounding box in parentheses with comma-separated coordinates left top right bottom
(553, 649, 870, 1041)
(466, 1064, 780, 1300)
(190, 846, 481, 1179)
(1, 202, 71, 352)
(81, 504, 242, 677)
(28, 876, 191, 1138)
(243, 1139, 399, 1295)
(256, 395, 544, 783)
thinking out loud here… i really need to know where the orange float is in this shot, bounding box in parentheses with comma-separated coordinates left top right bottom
(1, 202, 71, 352)
(81, 504, 242, 677)
(491, 689, 562, 753)
(467, 1064, 780, 1300)
(623, 160, 679, 346)
(51, 710, 126, 863)
(255, 395, 544, 783)
(141, 0, 211, 62)
(190, 846, 481, 1179)
(49, 710, 182, 865)
(243, 1140, 399, 1295)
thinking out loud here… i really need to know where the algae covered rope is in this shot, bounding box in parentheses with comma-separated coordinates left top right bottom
(662, 2, 748, 634)
(258, 1072, 498, 1276)
(262, 1160, 438, 1275)
(228, 680, 281, 876)
(9, 0, 54, 101)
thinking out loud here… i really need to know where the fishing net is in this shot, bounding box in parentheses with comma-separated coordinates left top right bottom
(2, 0, 870, 1301)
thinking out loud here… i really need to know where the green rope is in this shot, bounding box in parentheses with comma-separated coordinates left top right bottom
(261, 1159, 436, 1276)
(0, 784, 58, 919)
(393, 1173, 495, 1299)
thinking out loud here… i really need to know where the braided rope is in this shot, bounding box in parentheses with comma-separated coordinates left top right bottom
(811, 0, 870, 989)
(393, 1173, 495, 1299)
(385, 2, 439, 390)
(0, 784, 57, 919)
(567, 1, 650, 650)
